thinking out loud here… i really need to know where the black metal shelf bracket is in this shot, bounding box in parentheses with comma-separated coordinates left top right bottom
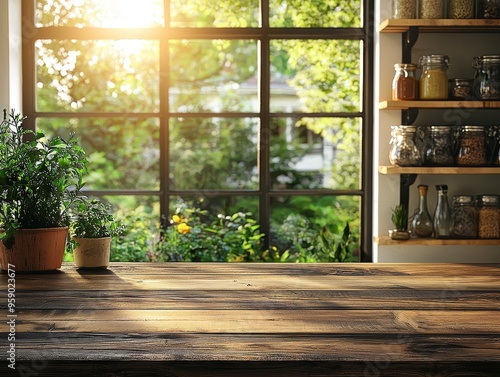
(402, 26, 419, 63)
(399, 173, 418, 214)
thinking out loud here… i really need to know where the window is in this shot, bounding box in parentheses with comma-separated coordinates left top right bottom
(22, 0, 373, 261)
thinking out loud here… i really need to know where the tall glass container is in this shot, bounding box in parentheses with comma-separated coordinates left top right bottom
(389, 125, 422, 166)
(419, 55, 450, 100)
(426, 126, 455, 166)
(473, 55, 500, 100)
(456, 125, 487, 166)
(392, 0, 417, 19)
(419, 0, 446, 18)
(411, 185, 434, 238)
(434, 185, 453, 239)
(451, 195, 477, 239)
(477, 195, 500, 239)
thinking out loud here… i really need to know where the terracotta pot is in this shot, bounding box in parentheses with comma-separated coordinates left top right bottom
(72, 237, 111, 269)
(0, 227, 68, 272)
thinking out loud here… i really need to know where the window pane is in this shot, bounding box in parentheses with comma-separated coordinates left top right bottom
(270, 195, 360, 262)
(169, 118, 259, 190)
(270, 117, 361, 190)
(170, 40, 258, 113)
(170, 0, 259, 27)
(36, 40, 160, 113)
(38, 117, 160, 190)
(270, 40, 361, 113)
(36, 0, 164, 28)
(269, 0, 362, 28)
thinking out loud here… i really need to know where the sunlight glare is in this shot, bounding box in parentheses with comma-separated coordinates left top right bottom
(105, 0, 163, 28)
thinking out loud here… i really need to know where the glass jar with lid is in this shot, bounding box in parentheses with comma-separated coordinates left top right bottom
(478, 0, 500, 18)
(425, 126, 455, 166)
(392, 0, 417, 19)
(448, 0, 475, 18)
(451, 195, 477, 239)
(473, 55, 500, 100)
(389, 125, 422, 166)
(419, 55, 450, 100)
(392, 64, 418, 100)
(419, 0, 445, 18)
(477, 195, 500, 239)
(456, 125, 487, 166)
(448, 78, 474, 100)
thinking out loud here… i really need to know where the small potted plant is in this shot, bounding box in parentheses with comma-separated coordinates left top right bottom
(0, 109, 87, 271)
(69, 197, 124, 269)
(389, 204, 410, 240)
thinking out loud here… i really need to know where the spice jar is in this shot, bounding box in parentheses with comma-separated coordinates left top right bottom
(392, 64, 418, 100)
(419, 0, 445, 18)
(425, 126, 455, 166)
(419, 55, 450, 100)
(389, 125, 423, 166)
(478, 0, 500, 18)
(473, 55, 500, 100)
(448, 0, 475, 18)
(477, 195, 500, 239)
(456, 125, 487, 166)
(392, 0, 417, 18)
(451, 195, 477, 239)
(448, 78, 474, 100)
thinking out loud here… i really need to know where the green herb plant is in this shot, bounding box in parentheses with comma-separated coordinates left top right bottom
(0, 109, 87, 248)
(391, 204, 408, 231)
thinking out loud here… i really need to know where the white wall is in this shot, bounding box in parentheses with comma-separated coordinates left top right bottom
(374, 0, 500, 262)
(0, 0, 22, 111)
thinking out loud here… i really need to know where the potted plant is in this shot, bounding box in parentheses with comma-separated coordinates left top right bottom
(69, 197, 124, 269)
(389, 204, 410, 240)
(0, 109, 87, 271)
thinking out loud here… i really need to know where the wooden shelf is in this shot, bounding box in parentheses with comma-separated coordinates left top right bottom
(379, 166, 500, 175)
(375, 236, 500, 245)
(379, 100, 500, 110)
(379, 19, 500, 33)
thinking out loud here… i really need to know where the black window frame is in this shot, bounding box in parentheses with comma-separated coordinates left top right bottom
(21, 0, 374, 261)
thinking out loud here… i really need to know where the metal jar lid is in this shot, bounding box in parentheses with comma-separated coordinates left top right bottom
(430, 125, 452, 133)
(449, 78, 473, 85)
(394, 63, 418, 70)
(473, 55, 500, 67)
(453, 195, 474, 205)
(477, 195, 500, 206)
(419, 54, 450, 67)
(461, 125, 485, 132)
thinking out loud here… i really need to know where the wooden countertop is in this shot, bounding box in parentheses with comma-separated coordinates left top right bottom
(1, 263, 499, 376)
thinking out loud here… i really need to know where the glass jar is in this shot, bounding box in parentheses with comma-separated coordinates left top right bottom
(473, 55, 500, 100)
(419, 0, 446, 18)
(392, 64, 419, 100)
(434, 185, 453, 239)
(425, 126, 455, 166)
(477, 195, 500, 239)
(451, 195, 477, 239)
(392, 0, 417, 19)
(456, 125, 487, 166)
(478, 0, 500, 18)
(411, 185, 434, 238)
(448, 78, 474, 100)
(448, 0, 475, 18)
(389, 125, 423, 166)
(419, 55, 450, 100)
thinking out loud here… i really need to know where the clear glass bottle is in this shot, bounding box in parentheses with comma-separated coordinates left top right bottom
(434, 185, 453, 239)
(392, 64, 419, 100)
(411, 184, 433, 238)
(477, 195, 500, 239)
(425, 126, 455, 166)
(456, 125, 487, 166)
(448, 0, 475, 18)
(473, 55, 500, 100)
(419, 0, 446, 18)
(392, 0, 417, 19)
(451, 195, 477, 239)
(389, 125, 423, 167)
(419, 55, 450, 100)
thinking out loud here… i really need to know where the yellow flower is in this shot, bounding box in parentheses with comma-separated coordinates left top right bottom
(172, 214, 182, 224)
(177, 223, 192, 234)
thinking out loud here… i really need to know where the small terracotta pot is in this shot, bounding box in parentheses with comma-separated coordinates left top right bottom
(0, 227, 68, 272)
(72, 237, 111, 269)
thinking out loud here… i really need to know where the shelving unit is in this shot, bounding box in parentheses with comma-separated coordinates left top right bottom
(377, 19, 500, 249)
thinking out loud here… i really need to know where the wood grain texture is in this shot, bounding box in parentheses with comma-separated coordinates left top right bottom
(1, 263, 499, 376)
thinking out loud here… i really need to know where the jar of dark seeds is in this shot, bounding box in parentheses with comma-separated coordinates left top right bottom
(477, 195, 500, 239)
(451, 195, 477, 239)
(456, 125, 487, 166)
(426, 126, 455, 166)
(478, 0, 500, 18)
